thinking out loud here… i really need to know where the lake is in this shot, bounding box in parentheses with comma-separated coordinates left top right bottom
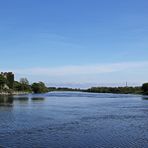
(0, 92, 148, 148)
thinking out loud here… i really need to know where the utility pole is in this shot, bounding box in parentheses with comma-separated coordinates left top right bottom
(126, 82, 128, 87)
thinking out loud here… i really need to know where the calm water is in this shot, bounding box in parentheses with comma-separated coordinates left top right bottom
(0, 92, 148, 148)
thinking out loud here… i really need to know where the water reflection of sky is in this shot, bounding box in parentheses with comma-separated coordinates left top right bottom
(0, 92, 148, 148)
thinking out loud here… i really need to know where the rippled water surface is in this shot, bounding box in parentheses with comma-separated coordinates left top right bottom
(0, 92, 148, 148)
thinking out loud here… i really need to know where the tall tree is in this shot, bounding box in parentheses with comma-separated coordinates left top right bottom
(19, 78, 31, 91)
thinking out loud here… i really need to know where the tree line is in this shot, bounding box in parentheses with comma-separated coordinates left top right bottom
(0, 72, 148, 95)
(13, 79, 49, 94)
(85, 83, 148, 95)
(0, 72, 48, 94)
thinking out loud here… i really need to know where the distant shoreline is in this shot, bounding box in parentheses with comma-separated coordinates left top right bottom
(0, 85, 147, 96)
(48, 86, 143, 95)
(1, 72, 147, 95)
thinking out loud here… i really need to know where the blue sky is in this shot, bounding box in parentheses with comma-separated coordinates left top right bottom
(0, 0, 148, 87)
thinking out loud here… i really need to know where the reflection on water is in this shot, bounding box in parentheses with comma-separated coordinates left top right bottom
(14, 97, 29, 105)
(14, 97, 29, 101)
(31, 97, 45, 101)
(142, 96, 148, 100)
(0, 95, 46, 106)
(0, 96, 13, 106)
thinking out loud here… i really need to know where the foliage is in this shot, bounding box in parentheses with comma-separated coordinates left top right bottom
(20, 78, 29, 85)
(31, 82, 48, 93)
(19, 78, 31, 92)
(86, 86, 142, 94)
(1, 71, 148, 95)
(0, 75, 7, 90)
(13, 78, 31, 92)
(13, 81, 23, 91)
(142, 83, 148, 95)
(48, 87, 81, 92)
(6, 72, 14, 89)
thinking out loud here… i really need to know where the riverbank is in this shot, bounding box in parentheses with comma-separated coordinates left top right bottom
(48, 86, 144, 95)
(0, 85, 146, 96)
(0, 91, 30, 96)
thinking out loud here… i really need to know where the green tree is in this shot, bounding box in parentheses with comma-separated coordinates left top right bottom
(0, 75, 6, 91)
(142, 83, 148, 95)
(19, 78, 31, 92)
(13, 81, 22, 91)
(31, 82, 48, 93)
(20, 78, 29, 85)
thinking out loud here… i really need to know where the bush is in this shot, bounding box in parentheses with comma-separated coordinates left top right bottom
(31, 82, 48, 93)
(142, 83, 148, 95)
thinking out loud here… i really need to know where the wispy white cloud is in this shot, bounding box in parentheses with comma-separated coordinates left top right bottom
(1, 61, 148, 76)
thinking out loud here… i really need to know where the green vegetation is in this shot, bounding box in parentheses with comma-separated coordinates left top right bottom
(86, 86, 142, 94)
(13, 79, 31, 92)
(0, 71, 148, 95)
(6, 72, 14, 89)
(0, 72, 48, 94)
(0, 72, 14, 91)
(31, 82, 48, 93)
(142, 83, 148, 95)
(0, 75, 7, 91)
(48, 87, 81, 92)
